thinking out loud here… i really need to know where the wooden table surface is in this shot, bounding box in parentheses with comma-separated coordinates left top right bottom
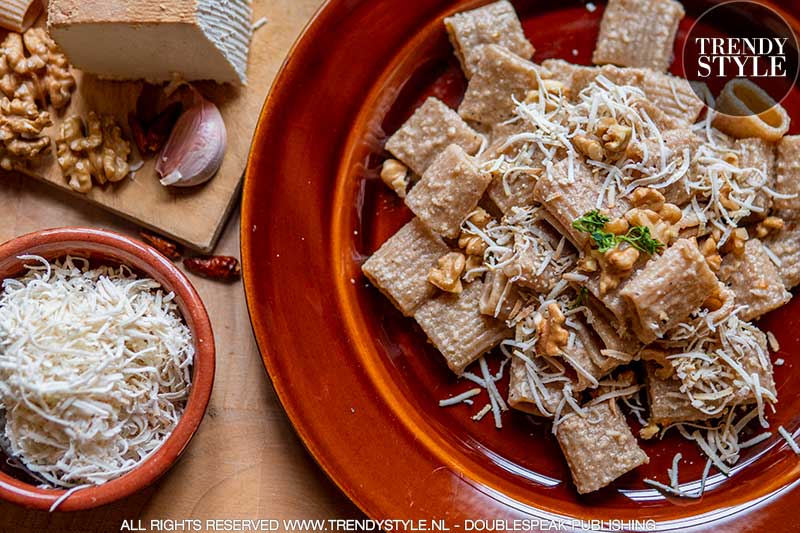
(0, 0, 363, 530)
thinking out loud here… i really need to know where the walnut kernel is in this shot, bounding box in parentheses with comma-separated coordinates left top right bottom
(535, 303, 569, 357)
(755, 216, 784, 239)
(699, 236, 722, 272)
(56, 112, 132, 192)
(380, 158, 409, 198)
(428, 252, 466, 294)
(721, 227, 748, 257)
(572, 134, 604, 161)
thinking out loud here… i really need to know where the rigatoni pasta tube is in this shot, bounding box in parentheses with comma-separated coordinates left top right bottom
(0, 0, 42, 32)
(713, 79, 790, 142)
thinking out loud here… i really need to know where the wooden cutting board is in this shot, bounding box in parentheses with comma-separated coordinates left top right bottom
(4, 2, 283, 253)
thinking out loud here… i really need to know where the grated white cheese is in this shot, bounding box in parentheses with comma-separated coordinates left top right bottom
(739, 431, 771, 448)
(0, 256, 194, 489)
(439, 388, 481, 407)
(586, 384, 642, 407)
(767, 331, 780, 352)
(252, 16, 268, 31)
(668, 452, 682, 489)
(49, 483, 91, 512)
(778, 426, 800, 455)
(471, 404, 492, 421)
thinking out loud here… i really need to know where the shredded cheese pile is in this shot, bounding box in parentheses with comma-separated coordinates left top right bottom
(0, 256, 193, 488)
(483, 74, 686, 204)
(684, 115, 793, 247)
(498, 282, 597, 431)
(463, 206, 575, 286)
(480, 75, 790, 252)
(664, 310, 775, 421)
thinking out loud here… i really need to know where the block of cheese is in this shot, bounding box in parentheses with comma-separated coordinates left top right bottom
(47, 0, 253, 85)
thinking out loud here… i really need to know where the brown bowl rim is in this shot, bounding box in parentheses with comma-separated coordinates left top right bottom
(0, 227, 215, 512)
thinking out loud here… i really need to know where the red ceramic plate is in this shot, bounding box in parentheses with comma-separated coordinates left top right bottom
(242, 1, 800, 530)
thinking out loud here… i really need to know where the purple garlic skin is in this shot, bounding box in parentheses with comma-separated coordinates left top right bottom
(156, 94, 227, 188)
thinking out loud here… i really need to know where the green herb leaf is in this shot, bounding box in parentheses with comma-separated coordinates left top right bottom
(572, 210, 610, 234)
(591, 231, 618, 253)
(618, 226, 665, 255)
(572, 211, 664, 256)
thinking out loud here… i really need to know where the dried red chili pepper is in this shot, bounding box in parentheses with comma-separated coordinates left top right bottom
(139, 230, 182, 260)
(144, 102, 183, 153)
(128, 113, 149, 155)
(183, 256, 241, 281)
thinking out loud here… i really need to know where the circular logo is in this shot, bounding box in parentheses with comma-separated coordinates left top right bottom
(682, 0, 799, 115)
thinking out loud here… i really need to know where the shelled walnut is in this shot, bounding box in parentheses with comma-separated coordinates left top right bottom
(598, 245, 639, 295)
(380, 158, 409, 198)
(535, 303, 569, 357)
(572, 118, 634, 162)
(0, 96, 51, 171)
(720, 227, 748, 257)
(0, 28, 75, 172)
(458, 207, 491, 257)
(626, 187, 682, 246)
(428, 252, 466, 293)
(22, 29, 75, 110)
(56, 112, 132, 193)
(0, 29, 75, 108)
(596, 117, 631, 153)
(699, 236, 722, 272)
(755, 216, 784, 239)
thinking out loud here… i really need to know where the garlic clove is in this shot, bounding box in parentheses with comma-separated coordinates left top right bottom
(156, 90, 227, 188)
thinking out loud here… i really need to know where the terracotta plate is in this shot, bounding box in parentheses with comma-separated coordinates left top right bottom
(242, 1, 800, 529)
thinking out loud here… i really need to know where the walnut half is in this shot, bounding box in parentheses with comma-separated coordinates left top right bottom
(22, 28, 75, 110)
(428, 252, 466, 294)
(0, 96, 51, 171)
(0, 28, 76, 171)
(535, 303, 569, 357)
(56, 112, 132, 193)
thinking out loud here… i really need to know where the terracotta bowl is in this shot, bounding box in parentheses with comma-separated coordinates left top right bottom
(0, 227, 215, 511)
(242, 0, 800, 529)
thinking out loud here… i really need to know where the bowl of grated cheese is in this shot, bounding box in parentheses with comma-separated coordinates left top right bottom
(0, 227, 214, 512)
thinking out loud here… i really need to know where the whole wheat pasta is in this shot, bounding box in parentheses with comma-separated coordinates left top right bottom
(364, 0, 798, 498)
(712, 79, 791, 142)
